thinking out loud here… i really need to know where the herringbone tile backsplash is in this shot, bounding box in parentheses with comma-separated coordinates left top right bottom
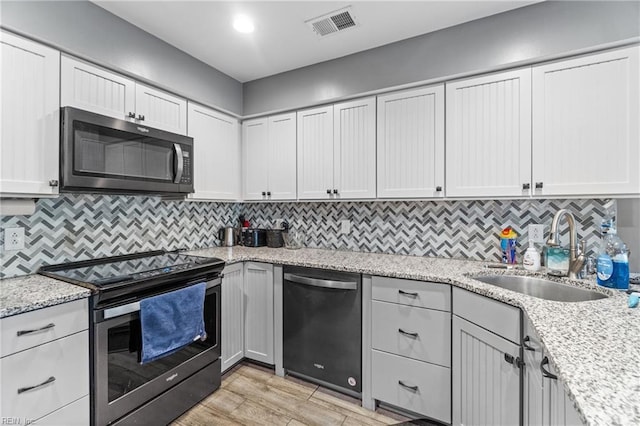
(0, 194, 613, 279)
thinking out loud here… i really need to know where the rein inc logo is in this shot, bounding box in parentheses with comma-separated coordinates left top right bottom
(1, 418, 34, 425)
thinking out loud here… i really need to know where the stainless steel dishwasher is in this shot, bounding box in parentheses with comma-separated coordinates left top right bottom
(283, 266, 362, 396)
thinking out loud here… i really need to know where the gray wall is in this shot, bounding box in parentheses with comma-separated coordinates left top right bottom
(243, 1, 640, 115)
(0, 0, 242, 115)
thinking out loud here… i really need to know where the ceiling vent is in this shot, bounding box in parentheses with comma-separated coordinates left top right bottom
(306, 6, 358, 37)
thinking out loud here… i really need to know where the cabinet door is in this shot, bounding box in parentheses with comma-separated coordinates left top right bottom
(377, 85, 445, 198)
(221, 263, 244, 372)
(533, 46, 640, 196)
(61, 55, 135, 120)
(523, 318, 544, 426)
(134, 83, 187, 135)
(268, 113, 297, 200)
(244, 262, 274, 364)
(1, 31, 60, 197)
(297, 105, 334, 199)
(187, 102, 240, 200)
(243, 118, 270, 200)
(32, 395, 89, 426)
(446, 69, 532, 197)
(333, 97, 376, 199)
(452, 315, 520, 426)
(542, 358, 584, 426)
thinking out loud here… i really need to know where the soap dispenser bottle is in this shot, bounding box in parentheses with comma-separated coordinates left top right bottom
(523, 241, 541, 271)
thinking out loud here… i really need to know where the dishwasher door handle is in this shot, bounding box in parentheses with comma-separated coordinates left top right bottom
(284, 273, 357, 290)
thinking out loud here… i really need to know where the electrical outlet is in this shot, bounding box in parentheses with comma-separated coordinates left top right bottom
(529, 224, 545, 244)
(340, 219, 351, 234)
(4, 227, 25, 251)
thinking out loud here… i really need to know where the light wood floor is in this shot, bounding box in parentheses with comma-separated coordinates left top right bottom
(172, 362, 409, 426)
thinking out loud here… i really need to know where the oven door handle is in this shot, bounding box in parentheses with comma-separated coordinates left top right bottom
(284, 273, 357, 290)
(173, 143, 184, 184)
(104, 301, 141, 319)
(102, 278, 221, 320)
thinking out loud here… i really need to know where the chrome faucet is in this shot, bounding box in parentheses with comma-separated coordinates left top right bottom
(546, 209, 586, 280)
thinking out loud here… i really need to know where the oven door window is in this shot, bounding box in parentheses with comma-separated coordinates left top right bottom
(106, 293, 218, 402)
(73, 121, 175, 182)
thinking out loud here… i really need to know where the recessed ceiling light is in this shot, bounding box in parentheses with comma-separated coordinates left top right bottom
(233, 15, 254, 33)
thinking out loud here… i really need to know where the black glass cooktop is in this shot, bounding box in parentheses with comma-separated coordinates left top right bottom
(39, 250, 224, 299)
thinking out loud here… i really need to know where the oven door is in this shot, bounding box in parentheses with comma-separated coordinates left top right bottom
(61, 106, 194, 194)
(92, 280, 220, 426)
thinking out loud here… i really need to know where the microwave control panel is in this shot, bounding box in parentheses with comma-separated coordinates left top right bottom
(181, 149, 192, 184)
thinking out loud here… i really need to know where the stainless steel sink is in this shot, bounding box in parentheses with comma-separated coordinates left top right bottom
(473, 275, 608, 302)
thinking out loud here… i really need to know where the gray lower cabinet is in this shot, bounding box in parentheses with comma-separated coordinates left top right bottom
(523, 316, 584, 426)
(370, 276, 451, 424)
(452, 288, 521, 426)
(243, 262, 274, 364)
(0, 299, 89, 424)
(221, 263, 245, 372)
(523, 316, 545, 426)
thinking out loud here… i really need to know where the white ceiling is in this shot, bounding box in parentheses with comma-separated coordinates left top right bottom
(93, 1, 541, 83)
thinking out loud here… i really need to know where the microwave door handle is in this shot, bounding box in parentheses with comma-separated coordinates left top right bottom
(173, 143, 184, 184)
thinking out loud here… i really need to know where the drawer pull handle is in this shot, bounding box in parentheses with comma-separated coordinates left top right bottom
(398, 328, 419, 338)
(17, 376, 56, 394)
(540, 356, 558, 380)
(398, 380, 419, 392)
(17, 323, 55, 336)
(523, 336, 535, 351)
(398, 290, 418, 297)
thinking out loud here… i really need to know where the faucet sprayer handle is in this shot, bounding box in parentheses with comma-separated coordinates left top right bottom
(579, 240, 586, 256)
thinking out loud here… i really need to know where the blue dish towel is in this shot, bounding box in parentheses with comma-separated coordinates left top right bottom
(140, 282, 207, 364)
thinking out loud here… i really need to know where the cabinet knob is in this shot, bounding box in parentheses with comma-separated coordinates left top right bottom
(128, 112, 136, 119)
(435, 186, 442, 192)
(333, 189, 338, 194)
(267, 191, 271, 197)
(326, 189, 331, 194)
(261, 191, 266, 196)
(535, 182, 544, 189)
(137, 114, 145, 121)
(522, 183, 531, 190)
(48, 180, 59, 187)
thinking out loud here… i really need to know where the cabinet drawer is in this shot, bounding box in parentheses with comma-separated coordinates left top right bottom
(372, 301, 450, 367)
(33, 395, 89, 425)
(1, 331, 89, 421)
(372, 350, 451, 424)
(1, 299, 88, 358)
(372, 276, 450, 311)
(453, 287, 521, 343)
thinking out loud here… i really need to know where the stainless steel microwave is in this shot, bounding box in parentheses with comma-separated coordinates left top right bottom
(61, 107, 194, 194)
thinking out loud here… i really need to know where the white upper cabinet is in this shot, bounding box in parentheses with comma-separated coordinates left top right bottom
(532, 46, 640, 196)
(61, 55, 135, 121)
(446, 69, 532, 197)
(243, 113, 297, 201)
(297, 98, 376, 200)
(267, 113, 297, 200)
(187, 102, 240, 200)
(61, 55, 187, 135)
(134, 83, 187, 135)
(333, 97, 376, 199)
(1, 31, 60, 198)
(377, 85, 445, 198)
(243, 118, 270, 200)
(297, 105, 335, 199)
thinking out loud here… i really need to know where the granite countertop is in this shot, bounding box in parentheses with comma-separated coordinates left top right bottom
(1, 246, 636, 425)
(186, 246, 640, 426)
(0, 274, 91, 318)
